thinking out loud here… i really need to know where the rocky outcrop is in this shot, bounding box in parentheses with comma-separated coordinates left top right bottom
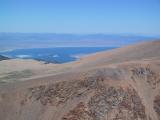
(26, 74, 147, 120)
(1, 62, 159, 120)
(131, 67, 160, 89)
(62, 102, 92, 120)
(88, 87, 146, 120)
(61, 86, 147, 120)
(154, 95, 160, 119)
(27, 77, 102, 106)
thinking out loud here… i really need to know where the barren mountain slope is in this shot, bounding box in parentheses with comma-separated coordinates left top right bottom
(75, 40, 160, 69)
(0, 40, 160, 120)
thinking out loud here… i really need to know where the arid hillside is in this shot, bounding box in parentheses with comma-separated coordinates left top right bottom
(0, 40, 160, 120)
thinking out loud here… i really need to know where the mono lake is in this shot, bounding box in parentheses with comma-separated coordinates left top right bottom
(0, 47, 117, 63)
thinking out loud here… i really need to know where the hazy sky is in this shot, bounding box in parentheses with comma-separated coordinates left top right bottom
(1, 0, 160, 36)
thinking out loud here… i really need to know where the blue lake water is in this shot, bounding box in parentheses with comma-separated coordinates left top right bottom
(0, 47, 116, 63)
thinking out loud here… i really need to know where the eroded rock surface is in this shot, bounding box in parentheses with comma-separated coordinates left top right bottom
(28, 76, 102, 106)
(131, 67, 160, 89)
(27, 75, 147, 120)
(62, 102, 92, 120)
(154, 95, 160, 119)
(88, 87, 146, 120)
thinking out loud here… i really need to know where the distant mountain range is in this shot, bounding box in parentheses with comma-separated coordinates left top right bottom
(0, 33, 158, 51)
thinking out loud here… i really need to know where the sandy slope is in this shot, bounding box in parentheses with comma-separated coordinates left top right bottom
(75, 40, 160, 69)
(0, 59, 73, 83)
(0, 40, 160, 120)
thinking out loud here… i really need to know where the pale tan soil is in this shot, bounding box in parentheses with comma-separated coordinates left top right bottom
(0, 59, 73, 83)
(0, 40, 160, 120)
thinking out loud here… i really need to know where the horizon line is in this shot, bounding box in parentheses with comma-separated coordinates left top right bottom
(0, 32, 160, 38)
